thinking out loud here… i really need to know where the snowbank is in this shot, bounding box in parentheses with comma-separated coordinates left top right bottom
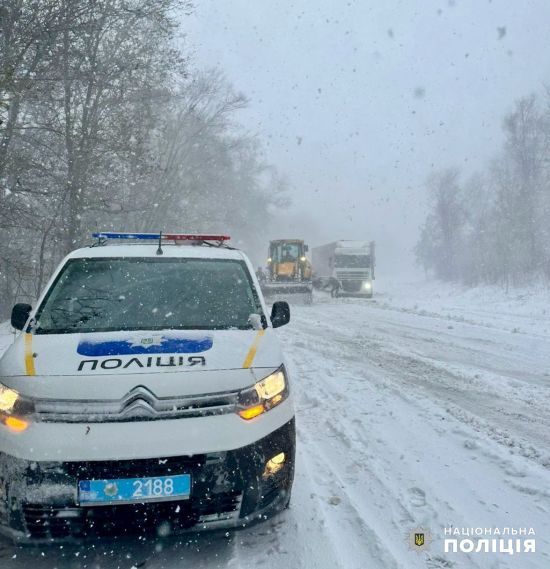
(375, 278, 550, 337)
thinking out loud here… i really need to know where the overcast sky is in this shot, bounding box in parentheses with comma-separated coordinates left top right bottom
(185, 0, 550, 274)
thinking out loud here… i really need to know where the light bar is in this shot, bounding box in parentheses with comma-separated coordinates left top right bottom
(92, 232, 230, 242)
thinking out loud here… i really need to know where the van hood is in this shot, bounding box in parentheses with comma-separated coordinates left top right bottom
(0, 329, 282, 399)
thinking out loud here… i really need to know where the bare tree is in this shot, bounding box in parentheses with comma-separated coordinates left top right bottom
(417, 92, 550, 287)
(416, 168, 465, 281)
(0, 2, 287, 317)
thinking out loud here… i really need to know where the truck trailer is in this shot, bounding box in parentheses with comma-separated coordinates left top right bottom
(312, 240, 375, 298)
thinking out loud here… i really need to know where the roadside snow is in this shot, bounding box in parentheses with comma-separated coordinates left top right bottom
(377, 277, 550, 337)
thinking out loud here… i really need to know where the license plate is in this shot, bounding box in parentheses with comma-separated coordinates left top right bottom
(78, 474, 191, 506)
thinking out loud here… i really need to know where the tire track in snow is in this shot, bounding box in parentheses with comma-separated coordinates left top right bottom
(287, 306, 550, 469)
(283, 333, 459, 568)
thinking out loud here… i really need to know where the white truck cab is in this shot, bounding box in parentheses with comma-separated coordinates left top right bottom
(0, 233, 295, 542)
(312, 240, 375, 297)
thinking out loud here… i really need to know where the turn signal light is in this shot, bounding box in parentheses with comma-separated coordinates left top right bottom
(4, 416, 29, 432)
(238, 404, 265, 420)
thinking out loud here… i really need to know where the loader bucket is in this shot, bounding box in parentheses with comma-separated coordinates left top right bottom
(261, 282, 313, 305)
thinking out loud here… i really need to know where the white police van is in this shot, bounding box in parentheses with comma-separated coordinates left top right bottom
(0, 233, 295, 542)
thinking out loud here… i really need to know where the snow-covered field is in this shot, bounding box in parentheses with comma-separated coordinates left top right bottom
(1, 279, 549, 568)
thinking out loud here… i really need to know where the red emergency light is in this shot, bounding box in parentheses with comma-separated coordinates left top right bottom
(164, 233, 231, 242)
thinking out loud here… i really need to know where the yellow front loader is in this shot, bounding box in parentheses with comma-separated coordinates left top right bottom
(260, 239, 313, 304)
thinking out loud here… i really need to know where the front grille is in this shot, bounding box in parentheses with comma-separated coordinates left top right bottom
(336, 271, 369, 280)
(24, 505, 87, 539)
(258, 478, 280, 510)
(195, 491, 242, 522)
(23, 491, 242, 539)
(34, 386, 240, 423)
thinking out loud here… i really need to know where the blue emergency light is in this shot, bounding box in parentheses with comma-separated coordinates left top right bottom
(92, 232, 230, 242)
(93, 232, 158, 240)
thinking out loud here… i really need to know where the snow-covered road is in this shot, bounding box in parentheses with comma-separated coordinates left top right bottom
(1, 284, 549, 568)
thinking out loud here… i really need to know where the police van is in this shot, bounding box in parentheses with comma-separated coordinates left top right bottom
(0, 233, 295, 542)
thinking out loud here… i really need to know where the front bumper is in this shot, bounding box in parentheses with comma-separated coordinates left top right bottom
(0, 419, 295, 543)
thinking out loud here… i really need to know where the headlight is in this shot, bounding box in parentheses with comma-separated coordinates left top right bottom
(0, 383, 33, 432)
(299, 256, 307, 262)
(362, 281, 372, 290)
(267, 257, 272, 264)
(0, 385, 19, 412)
(237, 367, 289, 420)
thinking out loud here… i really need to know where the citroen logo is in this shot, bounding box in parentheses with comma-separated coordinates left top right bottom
(120, 386, 158, 417)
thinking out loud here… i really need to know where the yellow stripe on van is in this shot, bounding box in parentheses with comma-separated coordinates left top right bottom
(242, 329, 265, 369)
(24, 333, 36, 376)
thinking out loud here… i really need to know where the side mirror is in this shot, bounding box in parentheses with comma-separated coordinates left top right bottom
(11, 303, 32, 331)
(304, 244, 309, 252)
(270, 301, 290, 328)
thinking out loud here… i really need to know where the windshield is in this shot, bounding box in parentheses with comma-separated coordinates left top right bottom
(271, 243, 301, 262)
(34, 258, 263, 334)
(335, 254, 370, 268)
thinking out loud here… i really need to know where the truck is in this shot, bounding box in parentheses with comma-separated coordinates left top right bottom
(260, 239, 313, 304)
(312, 240, 375, 298)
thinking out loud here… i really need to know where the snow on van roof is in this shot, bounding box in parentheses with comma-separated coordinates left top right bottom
(67, 243, 247, 261)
